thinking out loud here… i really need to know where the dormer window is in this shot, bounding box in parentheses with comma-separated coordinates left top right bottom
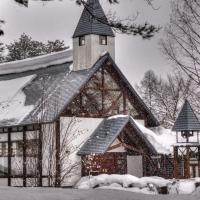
(79, 36, 85, 46)
(99, 35, 107, 45)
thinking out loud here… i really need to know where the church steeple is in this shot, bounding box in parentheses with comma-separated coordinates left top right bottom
(72, 0, 115, 71)
(73, 0, 115, 38)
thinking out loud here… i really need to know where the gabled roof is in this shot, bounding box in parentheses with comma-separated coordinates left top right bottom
(0, 51, 159, 128)
(172, 100, 200, 131)
(72, 0, 115, 38)
(77, 115, 157, 155)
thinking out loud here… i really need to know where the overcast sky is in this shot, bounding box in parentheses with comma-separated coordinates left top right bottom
(0, 0, 172, 86)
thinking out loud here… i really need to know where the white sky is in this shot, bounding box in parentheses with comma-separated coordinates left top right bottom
(0, 0, 172, 86)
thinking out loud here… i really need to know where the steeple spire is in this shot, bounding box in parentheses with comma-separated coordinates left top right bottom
(172, 99, 200, 131)
(72, 0, 115, 38)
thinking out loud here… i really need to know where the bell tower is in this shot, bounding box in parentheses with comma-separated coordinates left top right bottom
(72, 0, 115, 71)
(172, 100, 200, 179)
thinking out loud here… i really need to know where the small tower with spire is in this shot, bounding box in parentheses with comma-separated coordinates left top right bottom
(172, 100, 200, 178)
(72, 0, 115, 71)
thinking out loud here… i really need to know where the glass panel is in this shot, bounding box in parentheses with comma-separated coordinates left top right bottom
(79, 36, 85, 46)
(104, 91, 121, 111)
(195, 166, 199, 177)
(26, 140, 39, 157)
(12, 127, 18, 132)
(3, 128, 8, 133)
(0, 142, 8, 156)
(108, 96, 123, 115)
(18, 127, 23, 131)
(82, 95, 99, 114)
(100, 35, 107, 45)
(86, 69, 102, 87)
(86, 89, 102, 110)
(0, 134, 8, 176)
(104, 70, 119, 89)
(66, 95, 80, 115)
(126, 98, 138, 116)
(11, 141, 23, 157)
(190, 166, 194, 178)
(27, 126, 33, 131)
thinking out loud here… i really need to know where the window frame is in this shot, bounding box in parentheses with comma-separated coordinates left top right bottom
(99, 35, 107, 45)
(79, 36, 85, 46)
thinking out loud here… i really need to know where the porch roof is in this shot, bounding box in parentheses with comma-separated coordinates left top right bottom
(77, 115, 157, 155)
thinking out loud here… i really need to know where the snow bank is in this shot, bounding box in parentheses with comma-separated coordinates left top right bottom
(76, 174, 200, 195)
(0, 49, 72, 75)
(140, 176, 170, 187)
(105, 174, 139, 186)
(0, 75, 36, 123)
(134, 121, 175, 154)
(178, 181, 196, 194)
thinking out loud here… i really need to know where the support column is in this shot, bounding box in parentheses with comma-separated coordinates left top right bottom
(38, 125, 43, 187)
(23, 127, 27, 187)
(186, 146, 190, 178)
(142, 155, 146, 176)
(174, 146, 179, 179)
(55, 119, 60, 187)
(8, 129, 11, 186)
(198, 147, 200, 177)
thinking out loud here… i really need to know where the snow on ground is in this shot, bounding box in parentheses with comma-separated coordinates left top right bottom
(0, 187, 200, 200)
(75, 174, 200, 195)
(0, 49, 72, 75)
(0, 75, 36, 123)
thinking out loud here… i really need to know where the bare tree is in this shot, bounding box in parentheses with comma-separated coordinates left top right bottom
(135, 70, 158, 112)
(136, 70, 197, 128)
(160, 0, 200, 86)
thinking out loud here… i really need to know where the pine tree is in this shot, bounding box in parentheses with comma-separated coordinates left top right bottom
(45, 40, 69, 54)
(0, 42, 5, 63)
(5, 33, 69, 62)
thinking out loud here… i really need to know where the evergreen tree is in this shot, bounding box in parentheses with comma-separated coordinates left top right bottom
(0, 20, 4, 36)
(136, 70, 196, 128)
(0, 42, 5, 63)
(5, 33, 69, 62)
(45, 40, 69, 54)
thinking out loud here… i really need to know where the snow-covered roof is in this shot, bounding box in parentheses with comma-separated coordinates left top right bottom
(0, 49, 73, 75)
(0, 49, 94, 127)
(0, 51, 159, 128)
(78, 115, 174, 155)
(78, 114, 189, 155)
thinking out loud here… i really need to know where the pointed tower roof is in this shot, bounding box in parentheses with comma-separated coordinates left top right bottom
(172, 100, 200, 131)
(72, 0, 115, 38)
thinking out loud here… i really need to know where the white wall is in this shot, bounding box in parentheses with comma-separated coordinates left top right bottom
(108, 138, 125, 152)
(73, 34, 115, 71)
(60, 117, 103, 186)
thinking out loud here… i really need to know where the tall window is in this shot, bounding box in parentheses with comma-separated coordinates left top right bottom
(0, 142, 8, 156)
(79, 36, 85, 46)
(99, 35, 107, 45)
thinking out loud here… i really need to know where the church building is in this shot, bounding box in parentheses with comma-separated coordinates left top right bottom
(0, 0, 177, 187)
